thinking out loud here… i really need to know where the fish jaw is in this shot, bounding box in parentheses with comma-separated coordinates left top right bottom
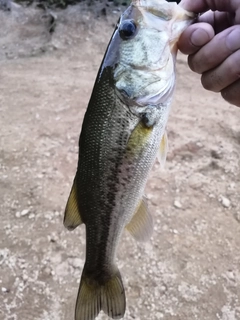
(114, 0, 195, 107)
(133, 0, 195, 45)
(134, 0, 195, 58)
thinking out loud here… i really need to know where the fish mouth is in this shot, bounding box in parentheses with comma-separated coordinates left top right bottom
(136, 75, 175, 105)
(114, 0, 195, 107)
(133, 0, 195, 44)
(116, 72, 175, 108)
(115, 52, 176, 107)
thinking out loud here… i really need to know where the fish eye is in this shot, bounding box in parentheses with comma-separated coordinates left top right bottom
(119, 20, 137, 40)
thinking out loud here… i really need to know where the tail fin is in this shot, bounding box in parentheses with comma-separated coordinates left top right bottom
(75, 268, 126, 320)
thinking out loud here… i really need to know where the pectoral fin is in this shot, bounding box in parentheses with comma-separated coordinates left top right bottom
(63, 179, 83, 231)
(126, 198, 153, 242)
(157, 131, 168, 169)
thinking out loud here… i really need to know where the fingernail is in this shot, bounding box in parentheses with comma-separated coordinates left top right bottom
(226, 28, 240, 52)
(191, 28, 211, 47)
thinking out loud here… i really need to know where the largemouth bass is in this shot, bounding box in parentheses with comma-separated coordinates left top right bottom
(64, 1, 194, 319)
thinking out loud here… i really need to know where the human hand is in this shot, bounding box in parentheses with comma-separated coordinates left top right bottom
(178, 0, 240, 107)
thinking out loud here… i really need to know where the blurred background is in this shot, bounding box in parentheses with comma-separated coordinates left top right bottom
(0, 0, 180, 10)
(0, 1, 240, 320)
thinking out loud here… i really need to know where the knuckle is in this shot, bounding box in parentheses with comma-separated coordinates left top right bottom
(221, 80, 240, 107)
(226, 26, 240, 53)
(227, 50, 240, 79)
(188, 54, 202, 74)
(201, 71, 221, 92)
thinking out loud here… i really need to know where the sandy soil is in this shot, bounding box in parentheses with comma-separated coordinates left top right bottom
(0, 4, 240, 320)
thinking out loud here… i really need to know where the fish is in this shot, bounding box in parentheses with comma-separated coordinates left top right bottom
(63, 1, 194, 319)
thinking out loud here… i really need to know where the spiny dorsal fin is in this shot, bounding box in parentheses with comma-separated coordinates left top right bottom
(63, 179, 83, 231)
(157, 130, 168, 169)
(126, 198, 153, 242)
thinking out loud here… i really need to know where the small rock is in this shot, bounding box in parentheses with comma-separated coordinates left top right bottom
(45, 212, 53, 220)
(159, 285, 167, 293)
(69, 258, 82, 269)
(1, 287, 8, 293)
(22, 274, 28, 281)
(15, 211, 21, 218)
(208, 193, 215, 198)
(210, 149, 222, 159)
(228, 182, 235, 190)
(226, 270, 235, 281)
(219, 196, 231, 208)
(21, 209, 30, 216)
(48, 232, 59, 243)
(155, 312, 164, 318)
(162, 225, 168, 231)
(43, 267, 52, 276)
(173, 200, 182, 209)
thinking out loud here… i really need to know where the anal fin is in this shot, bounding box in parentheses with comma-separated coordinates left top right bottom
(126, 198, 153, 242)
(63, 179, 83, 231)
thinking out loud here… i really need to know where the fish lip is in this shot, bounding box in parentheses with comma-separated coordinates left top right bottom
(133, 1, 196, 42)
(132, 0, 196, 18)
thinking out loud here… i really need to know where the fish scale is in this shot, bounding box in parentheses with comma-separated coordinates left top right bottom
(63, 1, 195, 319)
(77, 67, 138, 271)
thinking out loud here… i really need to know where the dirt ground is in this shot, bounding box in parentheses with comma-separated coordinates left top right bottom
(0, 4, 240, 320)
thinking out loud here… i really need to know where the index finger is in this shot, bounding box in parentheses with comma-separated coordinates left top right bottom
(180, 0, 240, 14)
